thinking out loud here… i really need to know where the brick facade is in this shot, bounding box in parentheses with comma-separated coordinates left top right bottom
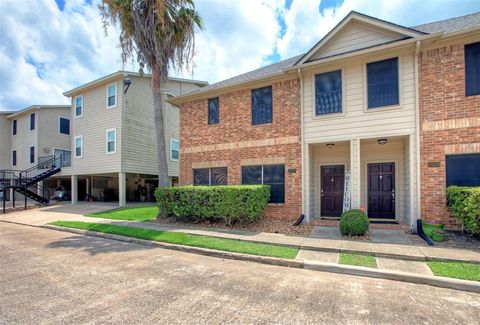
(419, 41, 480, 226)
(179, 78, 302, 220)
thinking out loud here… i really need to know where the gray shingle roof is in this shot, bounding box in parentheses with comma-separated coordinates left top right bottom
(178, 12, 479, 100)
(411, 12, 480, 34)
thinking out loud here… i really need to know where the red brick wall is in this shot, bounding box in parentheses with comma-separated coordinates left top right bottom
(419, 41, 480, 226)
(179, 78, 302, 220)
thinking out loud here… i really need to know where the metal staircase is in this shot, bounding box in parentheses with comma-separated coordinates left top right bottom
(1, 156, 62, 213)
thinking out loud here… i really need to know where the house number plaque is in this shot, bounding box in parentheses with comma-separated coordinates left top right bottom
(428, 162, 441, 167)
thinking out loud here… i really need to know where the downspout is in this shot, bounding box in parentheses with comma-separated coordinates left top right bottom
(297, 68, 306, 223)
(414, 41, 421, 231)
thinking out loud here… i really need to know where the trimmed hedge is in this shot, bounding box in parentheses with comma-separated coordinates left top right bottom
(446, 186, 480, 235)
(155, 185, 270, 224)
(340, 209, 369, 236)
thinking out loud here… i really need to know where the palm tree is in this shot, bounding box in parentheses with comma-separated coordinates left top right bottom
(100, 0, 203, 187)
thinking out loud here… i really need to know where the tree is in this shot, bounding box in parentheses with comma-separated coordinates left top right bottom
(100, 0, 203, 187)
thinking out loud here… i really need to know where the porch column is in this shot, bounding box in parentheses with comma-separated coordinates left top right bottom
(350, 139, 361, 209)
(86, 177, 90, 196)
(71, 175, 78, 204)
(119, 172, 126, 208)
(303, 143, 310, 222)
(408, 134, 417, 227)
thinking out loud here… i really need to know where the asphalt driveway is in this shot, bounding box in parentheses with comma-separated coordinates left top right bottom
(1, 222, 479, 324)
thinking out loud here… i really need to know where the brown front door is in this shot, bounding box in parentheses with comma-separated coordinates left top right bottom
(321, 165, 344, 217)
(368, 163, 395, 218)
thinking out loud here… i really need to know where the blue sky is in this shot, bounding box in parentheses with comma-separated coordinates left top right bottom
(0, 0, 479, 111)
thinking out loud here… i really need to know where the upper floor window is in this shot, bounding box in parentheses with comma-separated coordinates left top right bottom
(107, 83, 117, 108)
(242, 164, 285, 203)
(29, 146, 35, 164)
(12, 120, 17, 135)
(252, 86, 272, 125)
(170, 138, 179, 161)
(208, 97, 219, 125)
(367, 57, 399, 109)
(12, 150, 16, 166)
(315, 70, 342, 115)
(75, 96, 83, 117)
(75, 135, 83, 158)
(193, 167, 227, 186)
(30, 113, 35, 130)
(59, 117, 70, 135)
(465, 42, 480, 97)
(106, 128, 116, 154)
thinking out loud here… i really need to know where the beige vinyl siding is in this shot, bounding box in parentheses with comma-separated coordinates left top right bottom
(123, 76, 158, 175)
(69, 78, 123, 175)
(10, 111, 39, 170)
(123, 76, 196, 177)
(37, 107, 71, 160)
(303, 48, 416, 142)
(309, 21, 406, 61)
(0, 114, 11, 169)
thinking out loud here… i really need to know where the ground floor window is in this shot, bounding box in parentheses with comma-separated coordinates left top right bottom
(242, 164, 285, 203)
(193, 167, 227, 186)
(446, 154, 480, 186)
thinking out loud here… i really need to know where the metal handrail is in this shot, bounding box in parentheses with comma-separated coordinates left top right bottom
(19, 156, 62, 184)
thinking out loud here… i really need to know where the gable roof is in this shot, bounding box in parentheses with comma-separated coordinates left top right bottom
(295, 11, 425, 65)
(6, 105, 70, 119)
(171, 11, 480, 105)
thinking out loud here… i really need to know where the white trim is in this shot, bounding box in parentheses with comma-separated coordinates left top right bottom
(106, 128, 117, 154)
(106, 82, 117, 109)
(296, 12, 424, 65)
(29, 145, 35, 164)
(315, 162, 348, 218)
(363, 55, 403, 112)
(74, 95, 83, 118)
(58, 116, 70, 135)
(311, 67, 346, 119)
(75, 135, 83, 158)
(170, 138, 179, 161)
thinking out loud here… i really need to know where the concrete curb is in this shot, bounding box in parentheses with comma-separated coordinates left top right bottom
(44, 224, 480, 294)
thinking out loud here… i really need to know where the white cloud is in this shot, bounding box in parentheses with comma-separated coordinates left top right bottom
(0, 0, 478, 111)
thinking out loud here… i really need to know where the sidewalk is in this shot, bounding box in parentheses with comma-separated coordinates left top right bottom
(1, 204, 479, 264)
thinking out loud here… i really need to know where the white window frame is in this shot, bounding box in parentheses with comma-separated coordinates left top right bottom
(75, 135, 83, 158)
(170, 138, 179, 161)
(312, 67, 346, 119)
(29, 145, 35, 164)
(74, 95, 83, 118)
(363, 55, 403, 112)
(106, 83, 117, 109)
(106, 128, 117, 154)
(58, 116, 70, 135)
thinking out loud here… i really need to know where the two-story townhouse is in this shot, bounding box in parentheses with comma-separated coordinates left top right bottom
(0, 105, 71, 203)
(172, 11, 479, 228)
(417, 16, 480, 225)
(62, 71, 207, 207)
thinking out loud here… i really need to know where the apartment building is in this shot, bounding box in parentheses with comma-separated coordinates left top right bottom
(171, 11, 480, 227)
(0, 106, 71, 203)
(61, 71, 207, 206)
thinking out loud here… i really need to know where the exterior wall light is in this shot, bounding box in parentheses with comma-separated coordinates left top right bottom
(326, 143, 335, 149)
(377, 138, 388, 145)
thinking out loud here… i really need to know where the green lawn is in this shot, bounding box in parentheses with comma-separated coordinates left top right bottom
(49, 221, 298, 259)
(85, 206, 159, 222)
(339, 253, 377, 268)
(427, 261, 480, 282)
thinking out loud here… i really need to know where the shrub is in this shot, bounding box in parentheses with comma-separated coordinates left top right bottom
(340, 209, 369, 236)
(446, 186, 480, 235)
(155, 185, 270, 224)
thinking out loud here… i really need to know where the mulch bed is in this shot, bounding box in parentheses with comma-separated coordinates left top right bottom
(153, 217, 314, 237)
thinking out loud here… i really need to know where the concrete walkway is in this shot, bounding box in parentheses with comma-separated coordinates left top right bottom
(1, 203, 479, 264)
